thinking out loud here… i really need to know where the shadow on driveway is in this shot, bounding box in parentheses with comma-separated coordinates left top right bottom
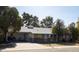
(0, 42, 16, 51)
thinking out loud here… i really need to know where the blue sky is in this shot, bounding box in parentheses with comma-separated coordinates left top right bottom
(15, 6, 79, 26)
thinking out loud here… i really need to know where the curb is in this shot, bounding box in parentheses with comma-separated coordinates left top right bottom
(54, 46, 79, 48)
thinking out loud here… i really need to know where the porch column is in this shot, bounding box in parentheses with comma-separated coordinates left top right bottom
(44, 34, 47, 43)
(32, 34, 34, 42)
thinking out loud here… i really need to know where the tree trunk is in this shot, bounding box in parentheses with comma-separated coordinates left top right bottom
(58, 34, 59, 43)
(4, 32, 8, 43)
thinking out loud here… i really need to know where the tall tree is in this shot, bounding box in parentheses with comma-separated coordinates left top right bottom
(52, 19, 65, 42)
(22, 12, 39, 27)
(0, 6, 22, 42)
(68, 22, 78, 42)
(22, 12, 33, 26)
(76, 18, 79, 33)
(31, 16, 39, 27)
(52, 19, 65, 34)
(76, 18, 79, 41)
(41, 16, 53, 28)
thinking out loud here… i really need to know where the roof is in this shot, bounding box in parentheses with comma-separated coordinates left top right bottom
(19, 26, 52, 34)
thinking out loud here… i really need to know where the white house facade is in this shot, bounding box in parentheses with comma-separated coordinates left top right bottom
(13, 26, 52, 43)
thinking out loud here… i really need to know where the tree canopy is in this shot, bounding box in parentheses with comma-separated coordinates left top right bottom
(76, 18, 79, 34)
(68, 22, 78, 42)
(22, 12, 39, 27)
(0, 6, 22, 42)
(41, 16, 53, 28)
(52, 19, 65, 35)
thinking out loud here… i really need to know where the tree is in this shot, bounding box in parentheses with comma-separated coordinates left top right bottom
(0, 6, 22, 42)
(52, 19, 65, 34)
(41, 16, 53, 28)
(76, 18, 79, 41)
(52, 19, 65, 42)
(76, 18, 79, 34)
(31, 16, 39, 27)
(40, 21, 45, 27)
(22, 12, 32, 26)
(68, 22, 78, 42)
(22, 12, 39, 27)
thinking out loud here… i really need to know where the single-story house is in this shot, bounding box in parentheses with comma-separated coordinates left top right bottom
(12, 26, 72, 43)
(13, 26, 52, 43)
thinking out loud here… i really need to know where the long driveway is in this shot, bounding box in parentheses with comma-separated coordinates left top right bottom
(1, 43, 51, 52)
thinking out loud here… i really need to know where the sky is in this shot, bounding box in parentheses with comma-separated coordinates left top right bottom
(15, 6, 79, 26)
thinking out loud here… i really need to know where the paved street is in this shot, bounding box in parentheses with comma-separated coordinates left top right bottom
(1, 43, 79, 52)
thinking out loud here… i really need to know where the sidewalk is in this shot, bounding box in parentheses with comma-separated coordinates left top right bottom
(1, 43, 79, 52)
(44, 43, 79, 48)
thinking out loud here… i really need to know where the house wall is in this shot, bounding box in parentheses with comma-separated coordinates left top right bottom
(14, 33, 25, 41)
(32, 34, 44, 43)
(13, 32, 72, 43)
(31, 34, 52, 43)
(13, 32, 32, 42)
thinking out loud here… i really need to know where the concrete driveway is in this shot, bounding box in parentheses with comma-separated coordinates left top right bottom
(1, 43, 52, 52)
